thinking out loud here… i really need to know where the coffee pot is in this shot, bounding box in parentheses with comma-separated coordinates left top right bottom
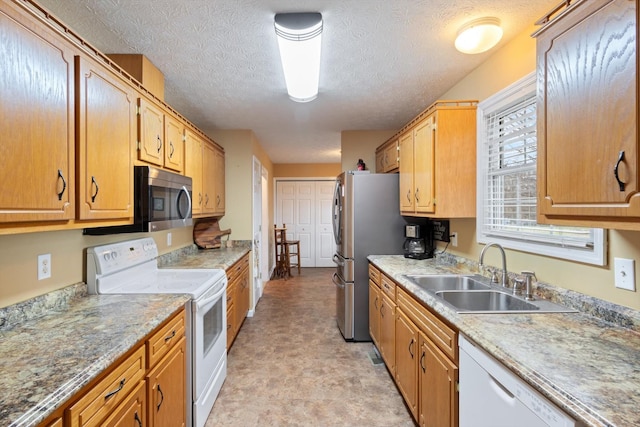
(403, 224, 433, 259)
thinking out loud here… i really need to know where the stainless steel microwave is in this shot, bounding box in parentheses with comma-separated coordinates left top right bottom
(84, 166, 192, 235)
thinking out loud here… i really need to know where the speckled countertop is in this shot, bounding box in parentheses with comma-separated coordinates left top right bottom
(0, 292, 189, 427)
(369, 254, 640, 427)
(0, 241, 250, 427)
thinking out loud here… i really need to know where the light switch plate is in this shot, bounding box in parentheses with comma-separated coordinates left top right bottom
(614, 258, 636, 291)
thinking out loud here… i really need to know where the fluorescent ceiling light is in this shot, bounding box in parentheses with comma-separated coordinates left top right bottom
(455, 17, 503, 54)
(274, 12, 322, 103)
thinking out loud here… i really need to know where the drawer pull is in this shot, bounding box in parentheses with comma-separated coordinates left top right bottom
(104, 378, 126, 400)
(164, 330, 176, 342)
(157, 384, 164, 411)
(134, 411, 142, 427)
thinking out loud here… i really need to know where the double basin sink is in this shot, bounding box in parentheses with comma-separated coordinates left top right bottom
(404, 274, 575, 313)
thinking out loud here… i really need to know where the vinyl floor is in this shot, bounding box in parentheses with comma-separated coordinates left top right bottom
(207, 267, 415, 426)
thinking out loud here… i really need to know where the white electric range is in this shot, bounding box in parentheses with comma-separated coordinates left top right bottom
(86, 238, 227, 427)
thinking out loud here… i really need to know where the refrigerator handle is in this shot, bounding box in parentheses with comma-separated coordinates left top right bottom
(332, 272, 344, 288)
(332, 254, 344, 266)
(332, 180, 342, 246)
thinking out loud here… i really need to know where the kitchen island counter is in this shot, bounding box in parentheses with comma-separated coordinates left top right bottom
(369, 254, 640, 427)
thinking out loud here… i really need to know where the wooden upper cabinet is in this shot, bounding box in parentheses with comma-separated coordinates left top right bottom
(164, 114, 185, 173)
(76, 55, 135, 221)
(214, 146, 226, 215)
(399, 102, 476, 218)
(137, 97, 184, 173)
(375, 139, 399, 173)
(0, 2, 76, 222)
(535, 0, 640, 228)
(202, 141, 225, 216)
(184, 129, 204, 215)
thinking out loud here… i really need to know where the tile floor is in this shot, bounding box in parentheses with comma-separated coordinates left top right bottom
(207, 267, 415, 426)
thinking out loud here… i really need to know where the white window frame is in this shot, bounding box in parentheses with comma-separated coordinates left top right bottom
(476, 72, 606, 266)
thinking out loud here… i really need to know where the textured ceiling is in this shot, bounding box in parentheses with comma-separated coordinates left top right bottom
(36, 0, 556, 164)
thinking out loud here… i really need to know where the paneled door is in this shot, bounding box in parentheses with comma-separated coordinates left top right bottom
(275, 180, 336, 268)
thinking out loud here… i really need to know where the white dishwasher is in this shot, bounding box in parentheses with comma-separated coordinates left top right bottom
(459, 334, 576, 427)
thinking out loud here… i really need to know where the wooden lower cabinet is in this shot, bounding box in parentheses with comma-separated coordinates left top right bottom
(226, 253, 250, 349)
(395, 309, 419, 420)
(368, 279, 380, 346)
(379, 292, 396, 371)
(45, 419, 63, 427)
(146, 337, 187, 427)
(102, 380, 146, 427)
(419, 333, 458, 427)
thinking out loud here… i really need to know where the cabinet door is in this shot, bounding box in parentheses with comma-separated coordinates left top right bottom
(375, 149, 385, 173)
(76, 55, 135, 220)
(102, 380, 146, 427)
(138, 98, 164, 167)
(0, 4, 75, 222)
(147, 337, 186, 427)
(202, 142, 217, 215)
(214, 147, 225, 214)
(236, 262, 250, 329)
(164, 114, 184, 172)
(384, 140, 399, 171)
(399, 131, 415, 213)
(414, 117, 435, 214)
(536, 0, 639, 221)
(184, 129, 203, 215)
(379, 293, 396, 372)
(396, 310, 419, 420)
(419, 333, 458, 427)
(368, 280, 380, 346)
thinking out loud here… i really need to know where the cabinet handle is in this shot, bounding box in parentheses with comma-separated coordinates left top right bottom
(56, 169, 66, 201)
(164, 330, 176, 342)
(91, 176, 99, 202)
(156, 384, 164, 411)
(104, 378, 126, 400)
(198, 193, 203, 206)
(380, 303, 385, 317)
(614, 150, 626, 192)
(217, 194, 221, 207)
(205, 194, 209, 206)
(156, 135, 162, 153)
(134, 411, 142, 427)
(409, 338, 415, 359)
(415, 188, 420, 203)
(374, 296, 378, 310)
(420, 350, 426, 373)
(406, 189, 411, 203)
(169, 141, 175, 158)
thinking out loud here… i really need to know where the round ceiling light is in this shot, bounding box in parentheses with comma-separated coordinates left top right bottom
(455, 17, 503, 54)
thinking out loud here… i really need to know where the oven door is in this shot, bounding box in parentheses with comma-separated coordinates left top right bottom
(192, 280, 227, 401)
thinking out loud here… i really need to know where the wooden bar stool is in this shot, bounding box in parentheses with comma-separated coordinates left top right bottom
(272, 224, 301, 278)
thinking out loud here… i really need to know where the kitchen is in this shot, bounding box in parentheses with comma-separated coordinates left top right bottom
(1, 0, 640, 426)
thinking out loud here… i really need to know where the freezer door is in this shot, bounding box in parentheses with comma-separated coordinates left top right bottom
(332, 175, 344, 254)
(332, 272, 354, 340)
(332, 253, 354, 282)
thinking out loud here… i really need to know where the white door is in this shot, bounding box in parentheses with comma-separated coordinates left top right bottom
(261, 166, 269, 290)
(316, 181, 336, 267)
(275, 179, 336, 268)
(295, 182, 314, 268)
(251, 156, 262, 311)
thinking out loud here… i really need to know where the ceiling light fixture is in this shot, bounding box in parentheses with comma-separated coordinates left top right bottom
(455, 17, 503, 54)
(274, 12, 323, 103)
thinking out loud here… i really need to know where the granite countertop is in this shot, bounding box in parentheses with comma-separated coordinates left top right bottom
(0, 242, 250, 427)
(0, 292, 189, 427)
(369, 255, 640, 427)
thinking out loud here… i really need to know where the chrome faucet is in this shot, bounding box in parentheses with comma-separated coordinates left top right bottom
(479, 242, 510, 287)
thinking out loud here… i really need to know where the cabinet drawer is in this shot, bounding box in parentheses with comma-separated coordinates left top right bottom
(397, 287, 457, 361)
(146, 309, 186, 369)
(101, 379, 146, 427)
(368, 263, 381, 285)
(380, 274, 396, 301)
(226, 254, 249, 283)
(66, 345, 146, 427)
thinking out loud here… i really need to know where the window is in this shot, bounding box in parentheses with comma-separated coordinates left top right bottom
(476, 73, 606, 265)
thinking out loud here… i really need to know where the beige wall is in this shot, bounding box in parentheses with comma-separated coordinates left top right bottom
(437, 24, 640, 310)
(274, 163, 341, 178)
(341, 130, 397, 172)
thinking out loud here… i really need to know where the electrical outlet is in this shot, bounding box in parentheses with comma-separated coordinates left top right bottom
(38, 254, 51, 280)
(167, 232, 172, 246)
(614, 258, 636, 291)
(450, 232, 458, 247)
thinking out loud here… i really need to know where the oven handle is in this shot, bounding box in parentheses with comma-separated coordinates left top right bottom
(195, 282, 226, 310)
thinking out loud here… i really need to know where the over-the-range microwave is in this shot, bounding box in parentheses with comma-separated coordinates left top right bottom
(84, 166, 192, 235)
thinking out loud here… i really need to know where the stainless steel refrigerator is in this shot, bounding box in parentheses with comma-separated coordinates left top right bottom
(332, 171, 406, 341)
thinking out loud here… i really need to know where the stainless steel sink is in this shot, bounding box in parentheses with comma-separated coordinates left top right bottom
(435, 290, 539, 312)
(404, 274, 491, 291)
(404, 274, 576, 314)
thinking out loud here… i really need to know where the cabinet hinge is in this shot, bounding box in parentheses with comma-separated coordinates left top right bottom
(136, 106, 141, 115)
(137, 141, 141, 151)
(456, 381, 460, 392)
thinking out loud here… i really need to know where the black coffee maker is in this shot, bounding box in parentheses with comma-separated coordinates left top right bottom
(403, 223, 434, 259)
